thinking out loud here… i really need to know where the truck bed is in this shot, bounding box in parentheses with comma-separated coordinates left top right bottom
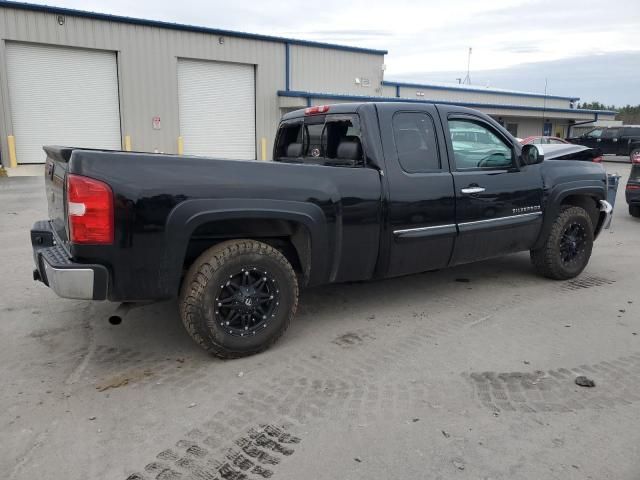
(42, 147, 383, 300)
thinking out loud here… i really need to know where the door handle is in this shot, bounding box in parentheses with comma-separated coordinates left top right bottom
(461, 186, 485, 194)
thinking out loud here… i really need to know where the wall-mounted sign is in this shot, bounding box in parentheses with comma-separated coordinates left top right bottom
(152, 116, 161, 130)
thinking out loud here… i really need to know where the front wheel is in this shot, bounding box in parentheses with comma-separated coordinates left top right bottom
(179, 239, 298, 358)
(530, 206, 594, 280)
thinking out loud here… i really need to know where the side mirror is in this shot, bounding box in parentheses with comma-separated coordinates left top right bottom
(521, 144, 544, 165)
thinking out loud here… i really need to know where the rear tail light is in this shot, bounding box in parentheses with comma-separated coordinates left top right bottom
(593, 155, 603, 163)
(304, 105, 330, 115)
(66, 174, 114, 244)
(626, 184, 640, 191)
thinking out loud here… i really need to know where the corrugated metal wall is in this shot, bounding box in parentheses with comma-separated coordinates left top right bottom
(290, 45, 385, 96)
(382, 83, 582, 111)
(477, 106, 598, 120)
(0, 6, 288, 161)
(495, 117, 544, 138)
(395, 85, 572, 109)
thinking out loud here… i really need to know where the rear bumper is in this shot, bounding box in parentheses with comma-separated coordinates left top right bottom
(31, 221, 108, 300)
(625, 183, 640, 206)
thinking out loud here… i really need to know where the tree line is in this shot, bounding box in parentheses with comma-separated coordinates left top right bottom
(578, 102, 640, 124)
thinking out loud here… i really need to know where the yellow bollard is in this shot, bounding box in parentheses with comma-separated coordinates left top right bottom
(124, 135, 132, 152)
(177, 136, 184, 155)
(260, 137, 267, 161)
(7, 135, 17, 168)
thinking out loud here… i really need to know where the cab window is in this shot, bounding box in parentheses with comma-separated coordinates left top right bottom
(448, 119, 513, 169)
(585, 129, 603, 138)
(392, 112, 440, 172)
(274, 114, 364, 167)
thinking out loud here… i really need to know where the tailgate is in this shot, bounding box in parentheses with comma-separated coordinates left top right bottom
(43, 147, 74, 244)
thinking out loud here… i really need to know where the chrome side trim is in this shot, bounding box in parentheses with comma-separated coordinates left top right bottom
(458, 211, 542, 227)
(393, 223, 456, 237)
(42, 259, 95, 299)
(394, 212, 543, 238)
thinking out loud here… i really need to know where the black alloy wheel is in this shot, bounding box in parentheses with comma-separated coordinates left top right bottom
(215, 267, 279, 337)
(559, 223, 587, 266)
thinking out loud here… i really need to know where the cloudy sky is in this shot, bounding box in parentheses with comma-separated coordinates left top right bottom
(29, 0, 640, 105)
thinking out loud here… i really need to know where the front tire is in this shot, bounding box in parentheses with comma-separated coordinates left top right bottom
(179, 239, 298, 358)
(530, 206, 594, 280)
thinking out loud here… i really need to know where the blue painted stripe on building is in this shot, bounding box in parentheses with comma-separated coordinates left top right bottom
(0, 0, 388, 55)
(276, 90, 617, 116)
(383, 80, 580, 102)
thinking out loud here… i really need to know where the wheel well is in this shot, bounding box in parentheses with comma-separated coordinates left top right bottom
(561, 194, 599, 228)
(183, 218, 311, 283)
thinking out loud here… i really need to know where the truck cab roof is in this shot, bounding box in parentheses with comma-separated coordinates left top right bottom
(281, 101, 488, 122)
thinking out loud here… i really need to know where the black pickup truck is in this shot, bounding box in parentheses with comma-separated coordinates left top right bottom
(567, 125, 640, 159)
(31, 102, 614, 358)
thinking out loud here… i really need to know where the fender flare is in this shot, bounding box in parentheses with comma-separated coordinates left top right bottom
(163, 198, 333, 294)
(533, 182, 605, 250)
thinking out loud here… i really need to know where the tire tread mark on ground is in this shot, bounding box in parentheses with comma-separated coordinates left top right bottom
(466, 353, 640, 413)
(126, 424, 299, 480)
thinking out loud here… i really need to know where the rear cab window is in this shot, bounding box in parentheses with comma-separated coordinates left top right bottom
(274, 113, 364, 167)
(392, 112, 441, 172)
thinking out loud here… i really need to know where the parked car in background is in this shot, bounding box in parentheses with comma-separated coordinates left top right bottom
(520, 136, 569, 145)
(626, 154, 640, 217)
(568, 126, 640, 159)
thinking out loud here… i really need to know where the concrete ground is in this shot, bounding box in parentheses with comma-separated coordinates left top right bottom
(1, 162, 638, 480)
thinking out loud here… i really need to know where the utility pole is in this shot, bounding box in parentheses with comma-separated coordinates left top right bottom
(463, 47, 472, 85)
(542, 78, 548, 135)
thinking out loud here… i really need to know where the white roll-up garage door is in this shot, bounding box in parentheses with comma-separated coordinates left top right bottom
(6, 43, 121, 164)
(178, 59, 256, 160)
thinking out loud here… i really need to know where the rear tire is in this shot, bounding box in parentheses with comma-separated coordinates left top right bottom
(530, 206, 594, 280)
(630, 148, 640, 163)
(630, 205, 640, 218)
(179, 239, 298, 358)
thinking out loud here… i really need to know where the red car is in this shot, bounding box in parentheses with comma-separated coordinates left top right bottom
(520, 136, 569, 145)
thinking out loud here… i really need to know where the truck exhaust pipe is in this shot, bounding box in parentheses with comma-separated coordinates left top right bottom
(108, 302, 133, 325)
(108, 301, 154, 325)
